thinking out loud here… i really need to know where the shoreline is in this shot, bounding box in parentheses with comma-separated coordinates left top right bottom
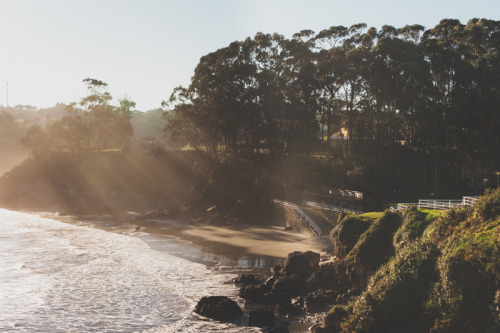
(24, 209, 333, 332)
(35, 209, 334, 262)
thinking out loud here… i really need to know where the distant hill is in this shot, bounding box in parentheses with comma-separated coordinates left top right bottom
(130, 108, 165, 140)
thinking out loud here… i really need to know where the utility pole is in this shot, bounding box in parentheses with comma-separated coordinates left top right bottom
(6, 82, 8, 107)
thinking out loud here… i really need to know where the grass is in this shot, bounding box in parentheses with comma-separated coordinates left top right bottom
(325, 189, 500, 332)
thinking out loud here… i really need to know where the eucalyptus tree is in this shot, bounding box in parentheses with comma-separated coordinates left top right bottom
(330, 23, 375, 158)
(314, 26, 349, 148)
(252, 32, 288, 154)
(276, 30, 320, 153)
(22, 79, 134, 154)
(366, 24, 428, 149)
(163, 86, 219, 153)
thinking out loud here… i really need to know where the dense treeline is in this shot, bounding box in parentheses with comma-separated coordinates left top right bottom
(165, 18, 500, 195)
(20, 79, 135, 157)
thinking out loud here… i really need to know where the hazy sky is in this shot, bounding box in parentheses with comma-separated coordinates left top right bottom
(1, 0, 499, 111)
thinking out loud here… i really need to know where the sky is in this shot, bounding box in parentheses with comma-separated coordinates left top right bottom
(0, 0, 499, 111)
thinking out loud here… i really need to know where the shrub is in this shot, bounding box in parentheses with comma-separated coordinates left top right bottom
(342, 238, 439, 332)
(345, 211, 401, 268)
(394, 206, 441, 252)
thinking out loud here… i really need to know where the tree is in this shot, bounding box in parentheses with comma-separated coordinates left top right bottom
(21, 79, 134, 155)
(20, 124, 48, 157)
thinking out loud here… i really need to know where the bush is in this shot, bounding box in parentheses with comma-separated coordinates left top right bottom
(325, 189, 500, 333)
(334, 215, 373, 257)
(342, 238, 439, 332)
(394, 206, 432, 252)
(345, 211, 401, 269)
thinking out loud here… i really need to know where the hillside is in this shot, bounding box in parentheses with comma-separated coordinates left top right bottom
(0, 148, 280, 224)
(314, 189, 500, 332)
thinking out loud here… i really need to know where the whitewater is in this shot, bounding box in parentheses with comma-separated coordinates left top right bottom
(0, 208, 260, 332)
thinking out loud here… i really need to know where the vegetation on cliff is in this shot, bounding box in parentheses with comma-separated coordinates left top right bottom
(322, 189, 500, 332)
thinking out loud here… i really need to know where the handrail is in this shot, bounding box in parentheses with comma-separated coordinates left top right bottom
(301, 200, 364, 215)
(462, 196, 478, 206)
(273, 199, 322, 236)
(391, 196, 478, 211)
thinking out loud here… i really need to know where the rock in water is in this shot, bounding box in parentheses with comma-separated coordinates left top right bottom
(194, 296, 243, 321)
(282, 251, 320, 277)
(231, 274, 262, 285)
(248, 309, 275, 328)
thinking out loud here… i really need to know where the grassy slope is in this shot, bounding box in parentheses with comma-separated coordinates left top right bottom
(325, 189, 500, 332)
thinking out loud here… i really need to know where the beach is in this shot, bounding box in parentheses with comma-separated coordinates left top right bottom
(47, 211, 334, 261)
(20, 210, 331, 331)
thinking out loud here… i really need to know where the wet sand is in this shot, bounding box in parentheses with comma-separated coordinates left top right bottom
(40, 211, 333, 261)
(33, 211, 329, 332)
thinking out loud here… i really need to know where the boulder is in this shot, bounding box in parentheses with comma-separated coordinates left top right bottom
(231, 274, 262, 285)
(194, 296, 243, 321)
(248, 309, 275, 328)
(281, 251, 320, 278)
(306, 263, 336, 291)
(277, 299, 303, 318)
(264, 326, 290, 333)
(270, 274, 306, 298)
(239, 284, 272, 303)
(304, 289, 338, 313)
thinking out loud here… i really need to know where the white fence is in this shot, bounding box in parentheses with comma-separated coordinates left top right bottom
(301, 200, 364, 215)
(273, 199, 322, 236)
(390, 196, 478, 212)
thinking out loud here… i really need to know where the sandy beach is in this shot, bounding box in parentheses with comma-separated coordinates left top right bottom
(181, 223, 332, 259)
(44, 211, 333, 261)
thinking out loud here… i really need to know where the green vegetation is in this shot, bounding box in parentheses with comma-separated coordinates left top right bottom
(324, 188, 500, 332)
(20, 79, 134, 157)
(163, 18, 500, 197)
(0, 110, 26, 174)
(345, 212, 400, 267)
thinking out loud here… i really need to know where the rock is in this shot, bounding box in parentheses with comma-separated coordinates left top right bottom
(277, 299, 303, 318)
(272, 265, 282, 275)
(264, 326, 290, 333)
(281, 251, 320, 278)
(270, 274, 306, 298)
(239, 284, 272, 303)
(264, 276, 276, 287)
(310, 324, 328, 333)
(194, 296, 243, 321)
(248, 309, 275, 328)
(304, 289, 338, 313)
(231, 274, 262, 285)
(141, 210, 168, 219)
(335, 288, 361, 305)
(264, 325, 289, 332)
(306, 263, 336, 291)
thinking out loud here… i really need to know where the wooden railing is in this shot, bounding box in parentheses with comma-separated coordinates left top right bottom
(390, 196, 479, 212)
(273, 199, 322, 236)
(462, 196, 478, 206)
(301, 200, 364, 215)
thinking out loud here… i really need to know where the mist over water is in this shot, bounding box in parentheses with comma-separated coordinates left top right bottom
(0, 209, 259, 332)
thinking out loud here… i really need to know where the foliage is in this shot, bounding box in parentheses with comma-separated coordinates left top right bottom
(20, 79, 134, 155)
(343, 211, 401, 288)
(164, 18, 500, 194)
(343, 239, 439, 332)
(394, 207, 442, 251)
(332, 188, 500, 332)
(334, 214, 373, 257)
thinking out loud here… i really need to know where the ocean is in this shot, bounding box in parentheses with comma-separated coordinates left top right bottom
(0, 208, 284, 332)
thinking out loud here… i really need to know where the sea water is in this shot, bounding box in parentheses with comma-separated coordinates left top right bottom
(0, 208, 262, 332)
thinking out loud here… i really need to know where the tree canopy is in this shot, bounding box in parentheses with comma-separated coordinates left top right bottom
(21, 79, 135, 156)
(164, 18, 500, 194)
